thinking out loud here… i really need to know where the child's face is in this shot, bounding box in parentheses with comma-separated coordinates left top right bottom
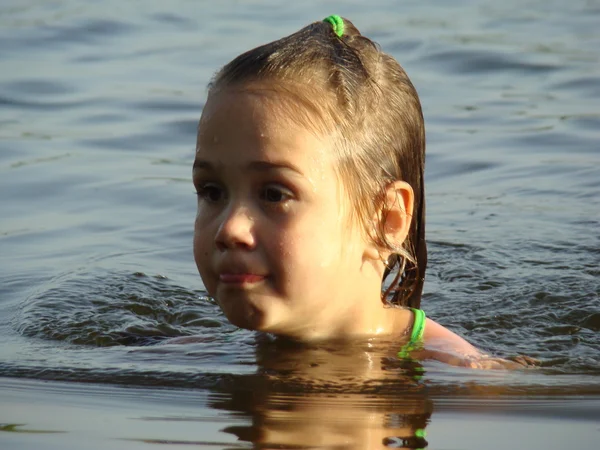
(193, 86, 383, 340)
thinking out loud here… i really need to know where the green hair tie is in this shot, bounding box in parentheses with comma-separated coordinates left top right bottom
(323, 15, 344, 38)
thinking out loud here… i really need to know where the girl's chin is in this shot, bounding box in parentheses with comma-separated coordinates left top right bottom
(219, 296, 284, 332)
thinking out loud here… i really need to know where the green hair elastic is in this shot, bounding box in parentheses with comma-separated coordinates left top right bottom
(323, 15, 344, 37)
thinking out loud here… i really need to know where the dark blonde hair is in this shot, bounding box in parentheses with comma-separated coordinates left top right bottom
(207, 17, 426, 308)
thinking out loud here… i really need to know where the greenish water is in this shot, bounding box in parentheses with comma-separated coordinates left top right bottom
(1, 0, 599, 448)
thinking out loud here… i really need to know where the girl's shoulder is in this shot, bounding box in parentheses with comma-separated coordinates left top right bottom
(422, 316, 481, 358)
(419, 316, 539, 369)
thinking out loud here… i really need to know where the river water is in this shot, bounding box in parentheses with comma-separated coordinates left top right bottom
(1, 0, 599, 449)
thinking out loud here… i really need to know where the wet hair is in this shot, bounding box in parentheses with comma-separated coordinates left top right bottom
(207, 17, 426, 308)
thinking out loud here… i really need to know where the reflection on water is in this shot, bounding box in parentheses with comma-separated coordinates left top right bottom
(2, 344, 599, 449)
(213, 392, 431, 449)
(1, 0, 600, 448)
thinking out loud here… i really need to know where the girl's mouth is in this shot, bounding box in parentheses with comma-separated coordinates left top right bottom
(219, 273, 266, 285)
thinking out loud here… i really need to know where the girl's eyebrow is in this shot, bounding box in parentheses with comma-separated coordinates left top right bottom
(193, 159, 304, 177)
(248, 160, 304, 176)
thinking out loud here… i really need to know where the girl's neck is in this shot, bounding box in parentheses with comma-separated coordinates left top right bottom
(338, 302, 413, 338)
(278, 302, 414, 343)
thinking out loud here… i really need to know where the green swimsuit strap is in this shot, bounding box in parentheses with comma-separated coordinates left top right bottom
(409, 308, 426, 343)
(398, 308, 426, 359)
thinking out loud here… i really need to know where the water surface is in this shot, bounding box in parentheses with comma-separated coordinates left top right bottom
(1, 0, 599, 448)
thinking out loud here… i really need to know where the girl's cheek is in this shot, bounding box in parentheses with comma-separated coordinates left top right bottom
(192, 231, 211, 266)
(194, 210, 216, 235)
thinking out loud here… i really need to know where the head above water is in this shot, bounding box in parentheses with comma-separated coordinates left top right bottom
(203, 16, 426, 309)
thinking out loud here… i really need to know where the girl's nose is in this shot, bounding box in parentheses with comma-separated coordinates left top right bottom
(214, 205, 256, 251)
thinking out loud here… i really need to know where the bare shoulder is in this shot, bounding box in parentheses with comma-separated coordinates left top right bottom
(414, 317, 539, 369)
(422, 317, 481, 357)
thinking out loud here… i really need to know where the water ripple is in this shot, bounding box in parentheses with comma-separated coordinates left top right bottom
(15, 270, 224, 346)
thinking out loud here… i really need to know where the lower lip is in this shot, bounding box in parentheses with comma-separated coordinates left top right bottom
(219, 274, 266, 285)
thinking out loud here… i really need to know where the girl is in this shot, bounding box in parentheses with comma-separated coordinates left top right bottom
(192, 16, 530, 369)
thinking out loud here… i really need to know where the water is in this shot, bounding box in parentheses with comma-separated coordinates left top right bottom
(1, 0, 599, 448)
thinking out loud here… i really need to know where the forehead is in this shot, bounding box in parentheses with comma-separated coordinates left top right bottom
(196, 87, 335, 170)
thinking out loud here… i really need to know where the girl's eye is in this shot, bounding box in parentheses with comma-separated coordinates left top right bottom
(260, 185, 293, 203)
(196, 183, 225, 203)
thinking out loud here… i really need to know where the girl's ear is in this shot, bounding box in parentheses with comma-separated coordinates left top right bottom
(363, 181, 414, 263)
(382, 181, 414, 250)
